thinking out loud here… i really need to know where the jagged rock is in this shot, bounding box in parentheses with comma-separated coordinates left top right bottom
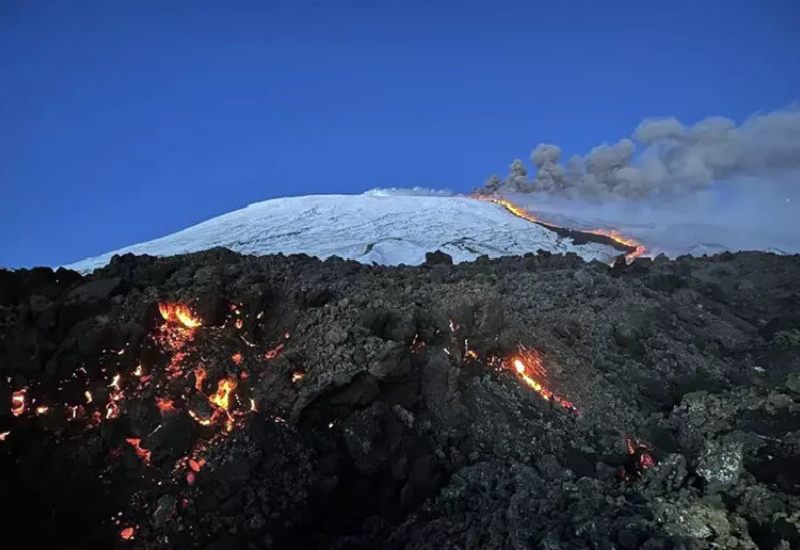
(424, 250, 453, 266)
(696, 439, 744, 492)
(342, 402, 402, 475)
(2, 249, 800, 549)
(153, 494, 177, 527)
(786, 373, 800, 394)
(67, 277, 121, 301)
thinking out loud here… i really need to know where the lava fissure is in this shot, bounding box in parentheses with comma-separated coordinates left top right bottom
(479, 195, 646, 260)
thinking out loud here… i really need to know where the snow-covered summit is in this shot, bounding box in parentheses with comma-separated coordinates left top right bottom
(65, 194, 619, 273)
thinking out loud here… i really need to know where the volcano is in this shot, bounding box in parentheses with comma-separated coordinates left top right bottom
(65, 194, 627, 272)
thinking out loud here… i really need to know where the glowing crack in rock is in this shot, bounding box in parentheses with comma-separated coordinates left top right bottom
(505, 347, 578, 413)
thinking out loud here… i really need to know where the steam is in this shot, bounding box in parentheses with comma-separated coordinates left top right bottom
(364, 187, 454, 197)
(490, 107, 800, 199)
(506, 182, 800, 257)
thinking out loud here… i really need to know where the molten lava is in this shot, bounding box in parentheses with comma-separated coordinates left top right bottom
(209, 378, 237, 411)
(189, 409, 213, 426)
(193, 366, 207, 392)
(159, 302, 201, 328)
(479, 196, 646, 261)
(120, 526, 135, 540)
(506, 347, 577, 412)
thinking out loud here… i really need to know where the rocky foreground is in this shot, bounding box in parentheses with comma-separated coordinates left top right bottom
(1, 249, 799, 549)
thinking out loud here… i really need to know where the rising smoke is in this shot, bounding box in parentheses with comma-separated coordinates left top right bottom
(490, 107, 800, 199)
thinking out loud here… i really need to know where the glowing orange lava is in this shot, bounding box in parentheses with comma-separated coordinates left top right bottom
(193, 366, 207, 392)
(125, 438, 151, 463)
(231, 352, 243, 365)
(11, 389, 26, 417)
(156, 397, 176, 415)
(209, 378, 237, 411)
(189, 409, 213, 426)
(120, 527, 135, 540)
(480, 196, 646, 261)
(159, 303, 201, 328)
(507, 347, 577, 412)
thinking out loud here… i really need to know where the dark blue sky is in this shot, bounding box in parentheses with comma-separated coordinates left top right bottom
(2, 1, 798, 268)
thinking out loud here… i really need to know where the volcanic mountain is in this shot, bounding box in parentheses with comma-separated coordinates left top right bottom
(66, 193, 627, 272)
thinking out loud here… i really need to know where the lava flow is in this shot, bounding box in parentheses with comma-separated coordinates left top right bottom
(505, 346, 577, 413)
(477, 196, 646, 261)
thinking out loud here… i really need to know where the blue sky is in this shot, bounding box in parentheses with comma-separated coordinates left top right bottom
(1, 0, 798, 268)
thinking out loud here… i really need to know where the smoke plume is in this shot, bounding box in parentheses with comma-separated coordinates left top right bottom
(492, 107, 800, 199)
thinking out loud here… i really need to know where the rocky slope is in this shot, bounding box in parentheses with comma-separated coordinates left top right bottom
(1, 249, 799, 549)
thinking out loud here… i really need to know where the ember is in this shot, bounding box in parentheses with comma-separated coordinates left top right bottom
(265, 342, 285, 359)
(11, 388, 26, 417)
(292, 372, 304, 383)
(105, 401, 120, 419)
(156, 397, 176, 415)
(120, 527, 135, 540)
(231, 351, 243, 365)
(125, 438, 151, 463)
(0, 431, 9, 441)
(624, 437, 656, 477)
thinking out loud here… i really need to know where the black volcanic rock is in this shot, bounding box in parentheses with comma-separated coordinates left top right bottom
(424, 250, 453, 265)
(1, 249, 800, 549)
